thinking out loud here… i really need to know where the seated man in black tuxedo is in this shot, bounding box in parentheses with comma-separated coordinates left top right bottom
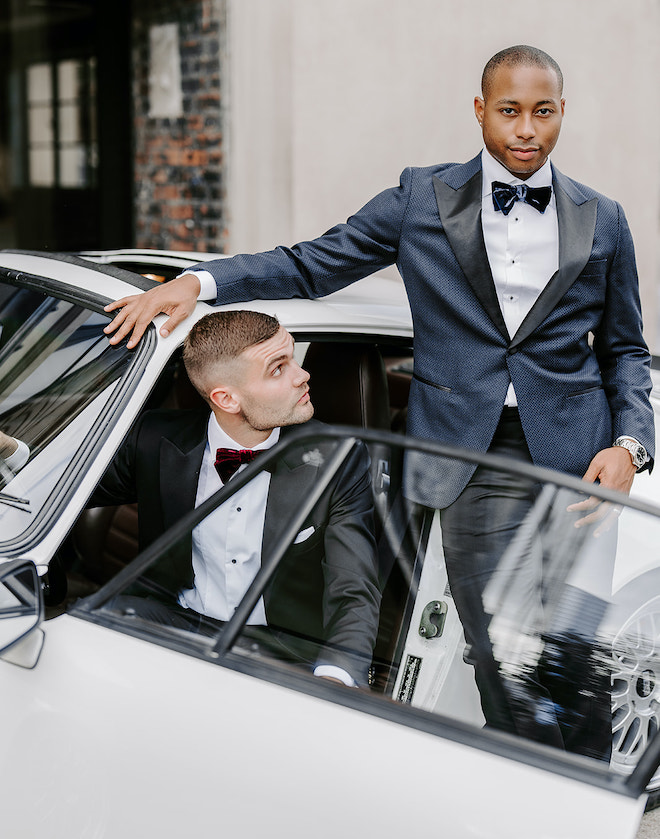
(91, 310, 381, 687)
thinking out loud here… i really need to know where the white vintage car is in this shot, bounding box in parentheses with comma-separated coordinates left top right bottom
(0, 249, 659, 839)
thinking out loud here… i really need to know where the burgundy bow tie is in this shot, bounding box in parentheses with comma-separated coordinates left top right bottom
(214, 448, 262, 483)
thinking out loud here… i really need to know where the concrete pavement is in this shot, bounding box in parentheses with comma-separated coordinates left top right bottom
(637, 806, 660, 838)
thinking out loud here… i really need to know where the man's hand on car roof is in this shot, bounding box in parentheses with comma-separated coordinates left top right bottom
(103, 272, 201, 348)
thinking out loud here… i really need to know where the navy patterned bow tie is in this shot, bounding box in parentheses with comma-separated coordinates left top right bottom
(214, 447, 262, 483)
(491, 181, 552, 216)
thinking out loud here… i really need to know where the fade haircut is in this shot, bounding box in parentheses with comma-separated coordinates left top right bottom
(481, 45, 563, 99)
(183, 310, 280, 402)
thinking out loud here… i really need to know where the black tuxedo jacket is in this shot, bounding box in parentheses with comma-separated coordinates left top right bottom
(91, 410, 381, 684)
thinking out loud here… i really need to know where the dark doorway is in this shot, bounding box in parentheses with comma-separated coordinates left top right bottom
(0, 1, 132, 251)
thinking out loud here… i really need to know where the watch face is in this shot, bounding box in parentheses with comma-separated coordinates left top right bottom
(633, 443, 647, 467)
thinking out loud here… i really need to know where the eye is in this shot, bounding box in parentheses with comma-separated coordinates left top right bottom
(271, 364, 283, 377)
(536, 108, 554, 116)
(500, 107, 517, 116)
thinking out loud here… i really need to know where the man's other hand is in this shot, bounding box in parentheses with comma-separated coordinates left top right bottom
(103, 272, 202, 348)
(567, 446, 637, 535)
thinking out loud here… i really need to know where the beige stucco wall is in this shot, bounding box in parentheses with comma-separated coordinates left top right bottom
(226, 0, 660, 349)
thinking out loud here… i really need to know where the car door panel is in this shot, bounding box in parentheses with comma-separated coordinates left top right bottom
(0, 614, 648, 839)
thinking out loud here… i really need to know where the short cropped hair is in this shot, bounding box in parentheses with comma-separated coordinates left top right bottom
(481, 45, 563, 99)
(183, 310, 280, 401)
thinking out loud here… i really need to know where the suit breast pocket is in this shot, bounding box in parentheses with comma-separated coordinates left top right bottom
(580, 258, 607, 279)
(294, 525, 316, 545)
(287, 524, 325, 558)
(566, 384, 604, 399)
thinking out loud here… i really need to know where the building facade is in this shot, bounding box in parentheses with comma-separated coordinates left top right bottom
(0, 0, 658, 346)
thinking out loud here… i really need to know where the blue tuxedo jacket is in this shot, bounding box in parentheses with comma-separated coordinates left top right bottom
(195, 154, 655, 507)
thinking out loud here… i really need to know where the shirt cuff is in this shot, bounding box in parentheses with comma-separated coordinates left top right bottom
(177, 269, 216, 302)
(4, 439, 30, 471)
(313, 665, 357, 687)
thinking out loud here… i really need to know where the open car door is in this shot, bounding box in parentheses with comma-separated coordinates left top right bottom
(1, 426, 660, 838)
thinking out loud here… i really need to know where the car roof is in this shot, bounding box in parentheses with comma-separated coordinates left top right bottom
(0, 249, 413, 339)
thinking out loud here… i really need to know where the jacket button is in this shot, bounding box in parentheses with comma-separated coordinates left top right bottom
(507, 347, 518, 356)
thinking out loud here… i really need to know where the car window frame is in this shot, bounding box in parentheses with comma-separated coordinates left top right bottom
(69, 423, 660, 802)
(0, 265, 158, 555)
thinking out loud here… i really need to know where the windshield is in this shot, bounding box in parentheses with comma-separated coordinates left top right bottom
(0, 282, 133, 543)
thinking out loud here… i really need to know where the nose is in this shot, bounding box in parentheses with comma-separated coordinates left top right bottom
(516, 113, 535, 139)
(293, 362, 310, 387)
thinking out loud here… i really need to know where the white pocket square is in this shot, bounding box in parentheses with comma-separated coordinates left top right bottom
(294, 525, 316, 544)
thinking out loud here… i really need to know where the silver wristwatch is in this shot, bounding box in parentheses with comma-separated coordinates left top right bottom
(614, 436, 647, 470)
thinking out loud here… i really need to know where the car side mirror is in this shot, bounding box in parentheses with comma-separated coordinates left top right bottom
(0, 560, 44, 668)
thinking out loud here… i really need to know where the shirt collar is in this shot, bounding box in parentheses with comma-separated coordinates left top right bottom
(207, 413, 280, 452)
(481, 148, 553, 197)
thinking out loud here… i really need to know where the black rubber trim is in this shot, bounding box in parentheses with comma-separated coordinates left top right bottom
(0, 249, 160, 294)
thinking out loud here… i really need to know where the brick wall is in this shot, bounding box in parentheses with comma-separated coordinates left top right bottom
(132, 0, 227, 253)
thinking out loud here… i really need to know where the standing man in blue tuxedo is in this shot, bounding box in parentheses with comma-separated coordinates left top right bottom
(104, 46, 654, 758)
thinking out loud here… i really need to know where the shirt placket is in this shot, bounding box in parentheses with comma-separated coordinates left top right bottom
(502, 207, 526, 338)
(224, 485, 250, 612)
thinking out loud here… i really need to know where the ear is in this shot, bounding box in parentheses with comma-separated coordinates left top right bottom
(209, 385, 241, 415)
(474, 96, 484, 126)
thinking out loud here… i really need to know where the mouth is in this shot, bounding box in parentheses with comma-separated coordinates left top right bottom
(509, 147, 540, 160)
(297, 389, 310, 405)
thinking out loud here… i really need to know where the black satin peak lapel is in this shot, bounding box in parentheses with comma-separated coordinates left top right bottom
(433, 172, 510, 341)
(262, 442, 321, 551)
(159, 434, 206, 529)
(509, 185, 598, 349)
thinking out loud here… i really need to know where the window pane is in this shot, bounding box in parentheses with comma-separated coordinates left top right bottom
(0, 282, 133, 542)
(90, 427, 660, 788)
(28, 148, 54, 187)
(57, 60, 79, 101)
(28, 104, 54, 145)
(59, 146, 86, 188)
(26, 64, 51, 104)
(58, 103, 80, 144)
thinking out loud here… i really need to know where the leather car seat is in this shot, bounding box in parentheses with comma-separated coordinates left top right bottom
(71, 502, 139, 585)
(303, 341, 422, 692)
(302, 341, 391, 430)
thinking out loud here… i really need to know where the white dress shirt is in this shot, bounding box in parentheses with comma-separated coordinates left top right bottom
(178, 415, 356, 685)
(481, 148, 558, 407)
(179, 416, 279, 623)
